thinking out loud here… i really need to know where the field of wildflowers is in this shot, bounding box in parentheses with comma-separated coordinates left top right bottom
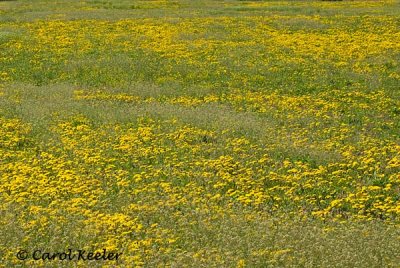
(0, 0, 400, 267)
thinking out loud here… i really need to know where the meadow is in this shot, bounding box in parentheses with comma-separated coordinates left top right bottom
(0, 0, 400, 267)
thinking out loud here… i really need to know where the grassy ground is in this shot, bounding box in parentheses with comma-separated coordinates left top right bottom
(0, 0, 400, 267)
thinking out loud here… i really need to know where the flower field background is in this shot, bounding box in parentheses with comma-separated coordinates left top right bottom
(1, 0, 400, 267)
